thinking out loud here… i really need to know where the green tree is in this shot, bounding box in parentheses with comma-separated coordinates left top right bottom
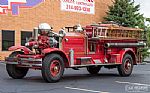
(146, 27, 150, 47)
(104, 0, 150, 61)
(145, 18, 150, 47)
(104, 0, 145, 28)
(141, 19, 150, 61)
(146, 18, 150, 22)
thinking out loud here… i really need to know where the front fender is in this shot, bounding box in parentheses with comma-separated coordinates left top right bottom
(119, 48, 136, 64)
(42, 48, 69, 66)
(8, 46, 32, 54)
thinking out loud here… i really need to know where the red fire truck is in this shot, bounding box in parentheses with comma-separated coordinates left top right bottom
(4, 22, 146, 83)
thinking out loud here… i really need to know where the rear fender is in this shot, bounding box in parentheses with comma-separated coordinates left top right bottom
(42, 48, 69, 67)
(8, 46, 32, 54)
(119, 48, 136, 65)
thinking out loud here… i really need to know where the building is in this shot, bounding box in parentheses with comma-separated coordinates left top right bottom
(0, 0, 112, 59)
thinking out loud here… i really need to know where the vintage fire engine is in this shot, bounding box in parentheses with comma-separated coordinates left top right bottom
(4, 22, 146, 83)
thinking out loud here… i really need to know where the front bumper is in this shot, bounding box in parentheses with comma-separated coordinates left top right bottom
(4, 56, 42, 68)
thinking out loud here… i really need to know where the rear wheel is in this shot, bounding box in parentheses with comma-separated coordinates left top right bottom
(6, 51, 29, 79)
(118, 54, 133, 76)
(87, 66, 101, 75)
(42, 54, 64, 83)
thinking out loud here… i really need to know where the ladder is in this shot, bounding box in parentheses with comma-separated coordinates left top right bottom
(91, 26, 144, 40)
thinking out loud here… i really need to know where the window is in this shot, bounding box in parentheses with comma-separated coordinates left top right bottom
(2, 30, 15, 51)
(21, 31, 32, 46)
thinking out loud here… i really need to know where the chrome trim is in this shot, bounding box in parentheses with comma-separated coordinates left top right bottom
(21, 62, 42, 67)
(20, 58, 42, 62)
(69, 48, 74, 66)
(70, 63, 121, 67)
(2, 61, 18, 65)
(4, 61, 42, 67)
(4, 57, 42, 68)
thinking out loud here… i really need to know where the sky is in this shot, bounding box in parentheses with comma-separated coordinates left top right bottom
(135, 0, 150, 18)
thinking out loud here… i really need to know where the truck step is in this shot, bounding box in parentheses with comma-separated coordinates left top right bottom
(76, 57, 92, 65)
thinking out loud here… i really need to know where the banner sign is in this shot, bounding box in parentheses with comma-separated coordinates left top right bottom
(0, 0, 45, 15)
(61, 0, 95, 14)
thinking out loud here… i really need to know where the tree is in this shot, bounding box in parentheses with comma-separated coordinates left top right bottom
(146, 18, 150, 22)
(104, 0, 145, 29)
(104, 0, 150, 61)
(145, 18, 150, 47)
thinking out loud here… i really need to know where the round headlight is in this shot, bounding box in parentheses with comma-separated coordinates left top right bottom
(25, 42, 29, 46)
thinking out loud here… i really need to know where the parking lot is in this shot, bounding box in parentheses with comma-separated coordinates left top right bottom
(0, 62, 150, 93)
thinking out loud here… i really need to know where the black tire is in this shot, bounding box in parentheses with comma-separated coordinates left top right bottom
(42, 54, 64, 83)
(118, 54, 133, 77)
(6, 51, 29, 79)
(87, 66, 101, 75)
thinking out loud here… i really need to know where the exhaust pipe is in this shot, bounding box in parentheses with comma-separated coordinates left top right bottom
(33, 27, 38, 41)
(104, 42, 146, 48)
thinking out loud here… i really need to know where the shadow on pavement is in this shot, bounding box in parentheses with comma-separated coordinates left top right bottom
(5, 73, 120, 83)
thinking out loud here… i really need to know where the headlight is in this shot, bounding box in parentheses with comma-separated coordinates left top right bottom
(25, 42, 29, 46)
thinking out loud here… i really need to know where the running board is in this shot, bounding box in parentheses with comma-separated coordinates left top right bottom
(70, 63, 121, 68)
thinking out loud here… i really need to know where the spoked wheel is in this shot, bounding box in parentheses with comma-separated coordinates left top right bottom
(50, 60, 61, 77)
(6, 51, 29, 79)
(118, 54, 133, 77)
(87, 66, 101, 75)
(42, 54, 64, 83)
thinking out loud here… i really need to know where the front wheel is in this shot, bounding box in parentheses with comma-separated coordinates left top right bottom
(6, 51, 29, 79)
(118, 54, 133, 77)
(42, 54, 64, 83)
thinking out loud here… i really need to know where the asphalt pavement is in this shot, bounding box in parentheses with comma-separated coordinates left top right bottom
(0, 63, 150, 93)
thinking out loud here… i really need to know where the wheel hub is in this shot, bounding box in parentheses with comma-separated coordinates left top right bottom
(124, 59, 131, 72)
(127, 62, 131, 68)
(54, 66, 59, 72)
(50, 60, 61, 77)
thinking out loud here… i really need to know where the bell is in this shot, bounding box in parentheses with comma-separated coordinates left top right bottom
(76, 24, 83, 32)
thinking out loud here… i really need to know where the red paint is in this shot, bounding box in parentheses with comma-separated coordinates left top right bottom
(50, 60, 61, 77)
(8, 45, 32, 54)
(5, 23, 144, 69)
